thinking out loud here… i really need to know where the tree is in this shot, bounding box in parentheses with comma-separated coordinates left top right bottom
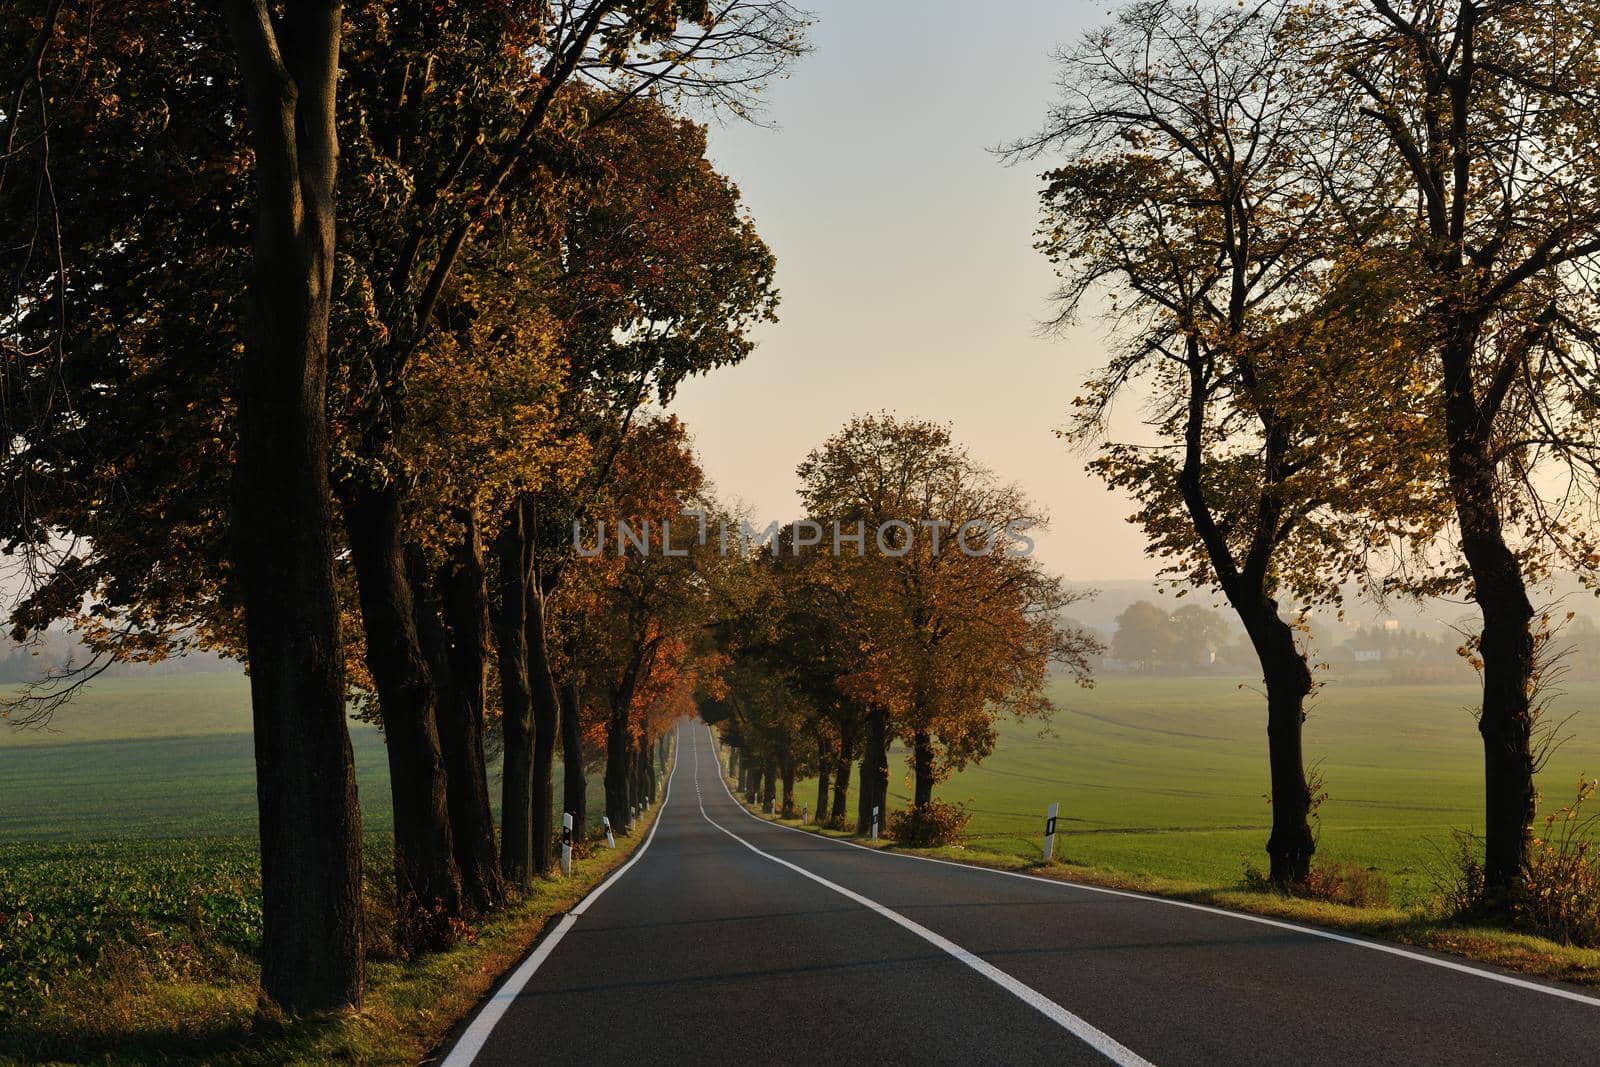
(706, 526, 859, 822)
(572, 416, 715, 834)
(223, 0, 367, 1010)
(796, 414, 1100, 812)
(1325, 0, 1600, 909)
(1110, 601, 1232, 671)
(1111, 601, 1179, 672)
(2, 5, 365, 1008)
(1170, 604, 1232, 670)
(1015, 0, 1431, 883)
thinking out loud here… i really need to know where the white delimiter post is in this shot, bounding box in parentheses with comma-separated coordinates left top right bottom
(1043, 802, 1060, 862)
(560, 812, 574, 876)
(603, 815, 616, 849)
(871, 805, 880, 843)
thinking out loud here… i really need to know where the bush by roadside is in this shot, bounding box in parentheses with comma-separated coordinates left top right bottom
(887, 801, 970, 847)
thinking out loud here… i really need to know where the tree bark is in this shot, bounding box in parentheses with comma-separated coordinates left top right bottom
(224, 0, 363, 1013)
(1443, 334, 1537, 907)
(636, 740, 650, 805)
(815, 735, 831, 823)
(526, 583, 561, 876)
(1246, 609, 1316, 885)
(560, 674, 587, 843)
(434, 512, 502, 911)
(646, 740, 659, 803)
(832, 721, 854, 823)
(761, 759, 777, 814)
(493, 500, 535, 887)
(342, 483, 462, 942)
(912, 728, 936, 808)
(605, 684, 635, 834)
(780, 752, 796, 817)
(856, 706, 889, 836)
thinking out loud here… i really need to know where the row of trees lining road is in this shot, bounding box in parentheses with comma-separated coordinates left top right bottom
(1016, 0, 1600, 902)
(1, 2, 806, 1012)
(705, 415, 1103, 841)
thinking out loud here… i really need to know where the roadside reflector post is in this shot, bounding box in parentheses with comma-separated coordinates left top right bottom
(871, 805, 880, 843)
(801, 804, 809, 824)
(603, 815, 616, 849)
(1043, 802, 1059, 862)
(561, 812, 574, 876)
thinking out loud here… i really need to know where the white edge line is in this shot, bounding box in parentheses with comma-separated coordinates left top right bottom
(705, 724, 1600, 1011)
(693, 728, 1152, 1067)
(441, 725, 682, 1066)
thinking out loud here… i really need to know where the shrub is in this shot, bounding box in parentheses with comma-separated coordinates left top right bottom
(1431, 780, 1600, 947)
(1242, 859, 1391, 907)
(1428, 828, 1486, 916)
(1519, 779, 1600, 947)
(886, 802, 970, 847)
(1302, 860, 1392, 908)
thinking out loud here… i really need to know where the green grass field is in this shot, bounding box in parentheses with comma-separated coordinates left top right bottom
(0, 671, 615, 1055)
(801, 673, 1600, 903)
(0, 675, 390, 839)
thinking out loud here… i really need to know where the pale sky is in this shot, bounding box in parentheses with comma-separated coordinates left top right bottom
(671, 0, 1158, 583)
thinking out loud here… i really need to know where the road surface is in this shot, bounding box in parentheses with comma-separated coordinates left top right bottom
(443, 723, 1600, 1065)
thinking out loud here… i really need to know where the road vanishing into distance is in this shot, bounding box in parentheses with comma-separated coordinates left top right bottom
(442, 724, 1600, 1066)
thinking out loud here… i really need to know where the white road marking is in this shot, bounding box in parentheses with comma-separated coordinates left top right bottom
(705, 724, 1600, 1012)
(692, 730, 1154, 1067)
(441, 726, 682, 1066)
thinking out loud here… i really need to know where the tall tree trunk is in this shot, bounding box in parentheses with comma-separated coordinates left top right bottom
(526, 584, 561, 876)
(832, 720, 854, 823)
(815, 735, 831, 823)
(1245, 609, 1316, 886)
(761, 759, 777, 814)
(434, 512, 502, 911)
(856, 706, 889, 836)
(560, 674, 587, 843)
(646, 741, 659, 803)
(342, 483, 462, 942)
(1444, 335, 1537, 907)
(625, 737, 640, 809)
(225, 0, 362, 1010)
(729, 744, 741, 783)
(493, 501, 535, 888)
(634, 736, 646, 805)
(911, 728, 936, 808)
(780, 752, 796, 817)
(605, 690, 634, 834)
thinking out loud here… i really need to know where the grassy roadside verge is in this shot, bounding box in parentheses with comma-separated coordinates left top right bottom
(5, 754, 673, 1067)
(714, 765, 1600, 991)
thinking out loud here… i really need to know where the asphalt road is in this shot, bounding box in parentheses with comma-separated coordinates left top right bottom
(443, 723, 1600, 1065)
